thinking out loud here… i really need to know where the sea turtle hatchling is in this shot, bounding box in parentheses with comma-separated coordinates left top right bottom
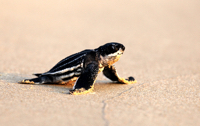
(20, 42, 137, 94)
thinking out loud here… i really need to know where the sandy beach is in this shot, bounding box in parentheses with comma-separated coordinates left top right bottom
(0, 0, 200, 126)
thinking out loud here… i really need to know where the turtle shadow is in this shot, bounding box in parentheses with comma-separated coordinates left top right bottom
(0, 73, 26, 83)
(32, 80, 118, 94)
(0, 73, 71, 94)
(0, 73, 118, 94)
(36, 80, 117, 94)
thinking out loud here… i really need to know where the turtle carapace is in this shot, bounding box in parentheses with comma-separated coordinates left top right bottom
(20, 42, 137, 94)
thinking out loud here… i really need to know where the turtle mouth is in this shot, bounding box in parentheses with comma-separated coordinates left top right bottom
(117, 52, 123, 55)
(116, 49, 124, 56)
(107, 49, 124, 57)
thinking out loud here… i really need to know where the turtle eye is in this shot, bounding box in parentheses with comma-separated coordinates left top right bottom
(111, 45, 119, 52)
(111, 45, 115, 50)
(109, 45, 115, 52)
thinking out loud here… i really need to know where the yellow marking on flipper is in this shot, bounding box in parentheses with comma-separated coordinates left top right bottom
(20, 80, 35, 84)
(70, 86, 94, 95)
(118, 78, 137, 84)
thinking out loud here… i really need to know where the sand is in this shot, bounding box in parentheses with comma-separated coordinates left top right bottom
(0, 0, 200, 126)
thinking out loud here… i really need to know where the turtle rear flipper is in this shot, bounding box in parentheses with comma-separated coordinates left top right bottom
(20, 78, 41, 84)
(19, 76, 53, 84)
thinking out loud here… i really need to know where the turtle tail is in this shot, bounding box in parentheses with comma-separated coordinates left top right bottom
(33, 73, 42, 77)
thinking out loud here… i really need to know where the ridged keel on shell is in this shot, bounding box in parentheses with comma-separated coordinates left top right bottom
(41, 50, 92, 82)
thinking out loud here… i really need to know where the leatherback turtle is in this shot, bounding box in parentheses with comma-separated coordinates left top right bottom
(20, 42, 137, 94)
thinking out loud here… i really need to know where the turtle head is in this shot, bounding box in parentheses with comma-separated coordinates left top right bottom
(96, 42, 125, 66)
(96, 42, 125, 57)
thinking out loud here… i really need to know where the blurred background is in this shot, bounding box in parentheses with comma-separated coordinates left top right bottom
(0, 0, 200, 126)
(1, 0, 200, 82)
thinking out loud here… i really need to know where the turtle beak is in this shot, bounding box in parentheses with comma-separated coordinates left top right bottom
(118, 48, 124, 55)
(121, 45, 125, 51)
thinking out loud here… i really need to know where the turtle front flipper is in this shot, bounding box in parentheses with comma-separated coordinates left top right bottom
(70, 51, 99, 95)
(103, 65, 137, 84)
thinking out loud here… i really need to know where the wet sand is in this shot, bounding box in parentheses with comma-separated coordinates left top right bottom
(0, 0, 200, 126)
